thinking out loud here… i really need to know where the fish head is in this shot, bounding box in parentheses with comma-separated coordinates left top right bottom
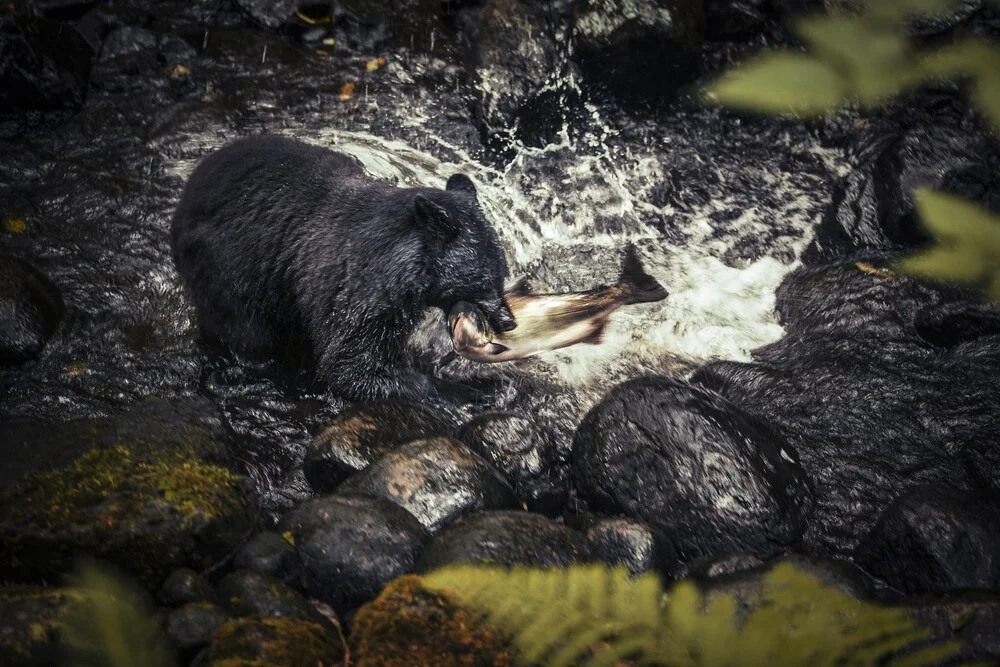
(447, 301, 496, 353)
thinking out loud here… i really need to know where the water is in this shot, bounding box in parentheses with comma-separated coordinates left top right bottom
(1, 20, 850, 521)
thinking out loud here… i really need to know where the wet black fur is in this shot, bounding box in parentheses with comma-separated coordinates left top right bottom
(171, 134, 512, 402)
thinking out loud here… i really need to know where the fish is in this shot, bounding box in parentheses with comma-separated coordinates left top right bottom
(440, 243, 668, 365)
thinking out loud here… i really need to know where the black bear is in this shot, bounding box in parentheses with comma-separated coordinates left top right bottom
(170, 134, 515, 403)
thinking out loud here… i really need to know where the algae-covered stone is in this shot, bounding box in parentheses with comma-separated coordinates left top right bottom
(216, 569, 325, 623)
(0, 440, 254, 587)
(203, 617, 345, 667)
(0, 585, 79, 667)
(159, 567, 218, 607)
(351, 575, 514, 667)
(166, 602, 232, 657)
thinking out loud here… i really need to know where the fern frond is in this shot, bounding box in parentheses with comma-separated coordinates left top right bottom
(424, 561, 964, 667)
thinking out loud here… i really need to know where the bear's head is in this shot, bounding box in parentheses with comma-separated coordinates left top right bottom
(416, 174, 516, 333)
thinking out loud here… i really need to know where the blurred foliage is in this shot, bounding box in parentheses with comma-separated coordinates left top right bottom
(703, 0, 1000, 301)
(424, 562, 975, 667)
(60, 559, 176, 667)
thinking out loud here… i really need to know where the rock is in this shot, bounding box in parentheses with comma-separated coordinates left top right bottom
(689, 262, 1000, 556)
(462, 0, 579, 148)
(803, 89, 1000, 264)
(905, 0, 982, 36)
(159, 568, 217, 607)
(216, 569, 326, 623)
(854, 486, 1000, 595)
(685, 552, 767, 579)
(0, 256, 64, 366)
(337, 437, 518, 534)
(232, 531, 298, 580)
(0, 417, 107, 493)
(458, 412, 568, 515)
(0, 586, 70, 666)
(166, 602, 232, 657)
(203, 617, 345, 667)
(906, 592, 1000, 663)
(0, 13, 96, 112)
(584, 516, 674, 576)
(0, 399, 254, 587)
(572, 376, 814, 565)
(350, 575, 515, 667)
(417, 510, 593, 572)
(572, 0, 705, 105)
(276, 494, 429, 614)
(96, 395, 230, 463)
(704, 0, 770, 39)
(304, 400, 451, 492)
(234, 0, 299, 30)
(99, 26, 157, 64)
(157, 34, 196, 69)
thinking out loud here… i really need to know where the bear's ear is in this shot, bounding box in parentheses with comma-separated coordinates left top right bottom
(445, 174, 477, 197)
(414, 195, 462, 242)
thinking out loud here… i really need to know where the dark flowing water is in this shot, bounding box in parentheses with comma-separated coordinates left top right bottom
(0, 3, 850, 523)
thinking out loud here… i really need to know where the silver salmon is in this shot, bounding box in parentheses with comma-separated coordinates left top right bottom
(442, 244, 668, 364)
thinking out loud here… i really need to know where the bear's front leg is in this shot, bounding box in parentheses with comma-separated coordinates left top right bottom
(318, 338, 443, 404)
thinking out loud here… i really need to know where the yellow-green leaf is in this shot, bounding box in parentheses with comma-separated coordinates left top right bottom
(894, 247, 987, 283)
(795, 16, 909, 75)
(703, 52, 846, 116)
(865, 0, 961, 23)
(974, 70, 1000, 129)
(913, 188, 1000, 251)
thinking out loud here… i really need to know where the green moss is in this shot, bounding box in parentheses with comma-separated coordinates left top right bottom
(1, 444, 247, 531)
(204, 617, 345, 667)
(351, 575, 515, 667)
(0, 586, 83, 665)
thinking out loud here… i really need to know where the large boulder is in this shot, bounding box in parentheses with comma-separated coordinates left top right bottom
(573, 376, 814, 566)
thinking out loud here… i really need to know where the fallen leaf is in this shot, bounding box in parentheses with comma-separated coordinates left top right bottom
(366, 57, 387, 72)
(295, 9, 331, 25)
(165, 64, 191, 79)
(339, 82, 355, 101)
(4, 218, 26, 233)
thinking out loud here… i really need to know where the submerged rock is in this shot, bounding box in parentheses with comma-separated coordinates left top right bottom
(803, 89, 1000, 263)
(583, 516, 673, 576)
(855, 486, 1000, 595)
(0, 398, 253, 587)
(573, 376, 814, 565)
(690, 262, 1000, 556)
(234, 0, 299, 29)
(351, 575, 514, 667)
(458, 412, 568, 515)
(158, 568, 217, 607)
(906, 592, 1000, 663)
(203, 616, 345, 667)
(216, 569, 326, 623)
(417, 510, 593, 572)
(277, 494, 429, 615)
(0, 256, 64, 366)
(337, 437, 518, 534)
(232, 531, 298, 580)
(166, 602, 232, 658)
(304, 400, 452, 492)
(572, 0, 705, 105)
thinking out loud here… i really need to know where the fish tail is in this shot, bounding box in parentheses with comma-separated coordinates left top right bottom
(618, 243, 668, 305)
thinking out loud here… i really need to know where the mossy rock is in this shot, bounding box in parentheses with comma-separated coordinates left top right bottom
(0, 585, 82, 666)
(0, 441, 254, 587)
(350, 575, 515, 667)
(203, 616, 345, 667)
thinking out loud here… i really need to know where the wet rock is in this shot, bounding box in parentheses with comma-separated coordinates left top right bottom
(0, 417, 106, 493)
(0, 399, 254, 587)
(906, 592, 1000, 663)
(685, 552, 767, 580)
(304, 400, 451, 492)
(572, 0, 705, 105)
(462, 0, 579, 148)
(690, 262, 1000, 556)
(0, 256, 64, 366)
(704, 0, 770, 39)
(0, 13, 96, 112)
(458, 412, 568, 515)
(584, 516, 673, 576)
(234, 0, 299, 30)
(855, 486, 1000, 595)
(0, 586, 69, 666)
(203, 617, 345, 667)
(157, 34, 196, 69)
(166, 602, 232, 657)
(803, 90, 1000, 263)
(351, 575, 515, 667)
(906, 0, 982, 36)
(233, 531, 298, 580)
(417, 510, 593, 572)
(216, 569, 325, 623)
(573, 376, 814, 565)
(337, 437, 518, 534)
(159, 568, 217, 607)
(99, 25, 157, 63)
(96, 395, 230, 463)
(276, 494, 429, 614)
(327, 0, 393, 53)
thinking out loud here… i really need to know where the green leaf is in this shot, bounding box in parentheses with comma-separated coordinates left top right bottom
(974, 70, 1000, 129)
(703, 52, 846, 117)
(794, 15, 909, 75)
(894, 247, 987, 283)
(913, 188, 1000, 251)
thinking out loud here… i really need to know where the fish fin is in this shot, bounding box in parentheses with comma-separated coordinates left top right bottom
(582, 321, 607, 345)
(619, 243, 668, 305)
(505, 276, 532, 296)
